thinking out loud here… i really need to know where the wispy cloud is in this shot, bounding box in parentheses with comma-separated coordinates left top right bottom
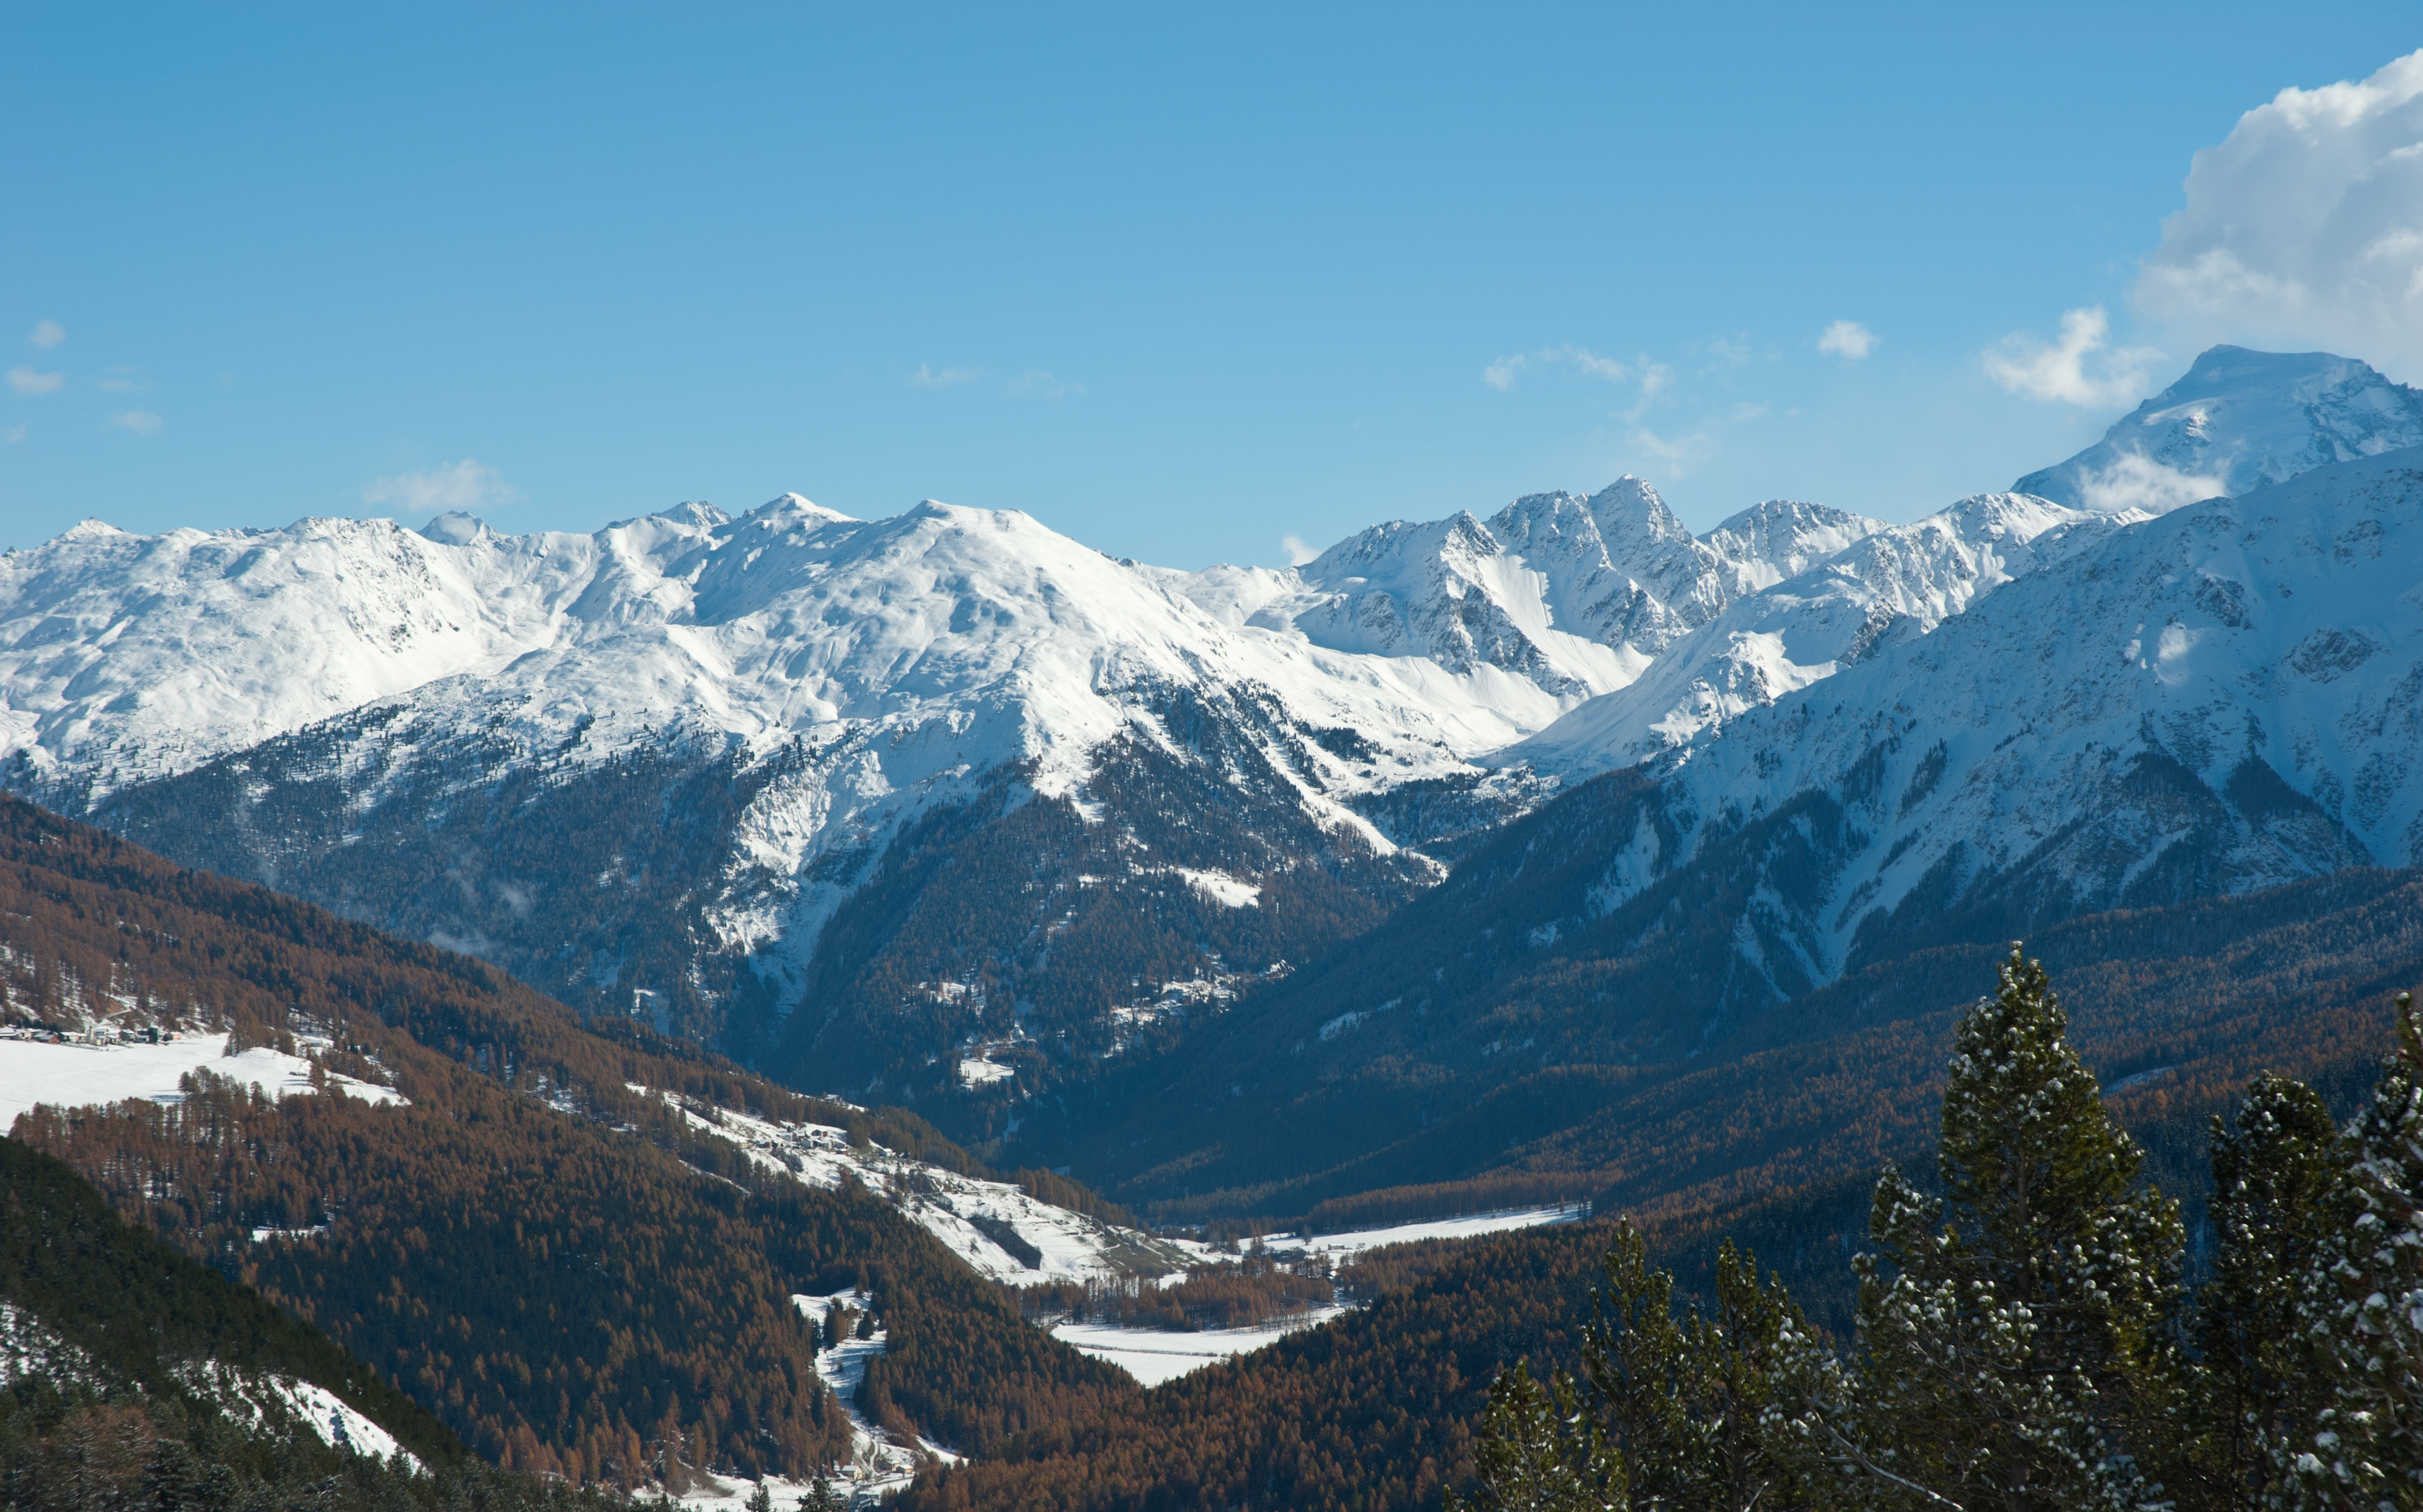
(1007, 370, 1082, 400)
(1482, 346, 1634, 391)
(1618, 361, 1675, 424)
(96, 368, 141, 393)
(111, 409, 163, 435)
(1982, 306, 2162, 406)
(1281, 534, 1318, 566)
(2, 424, 24, 445)
(28, 321, 64, 350)
(360, 458, 520, 514)
(1818, 319, 1877, 360)
(1629, 425, 1716, 475)
(1732, 401, 1770, 422)
(8, 366, 63, 396)
(911, 362, 982, 387)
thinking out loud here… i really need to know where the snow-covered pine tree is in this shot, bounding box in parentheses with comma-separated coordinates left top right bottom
(2284, 990, 2423, 1511)
(1454, 1225, 1843, 1511)
(2196, 1071, 2345, 1502)
(1852, 943, 2188, 1511)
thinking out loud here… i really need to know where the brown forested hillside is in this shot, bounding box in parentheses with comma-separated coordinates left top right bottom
(1106, 866, 2423, 1231)
(0, 794, 1134, 1487)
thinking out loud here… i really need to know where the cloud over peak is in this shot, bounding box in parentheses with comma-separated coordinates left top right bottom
(2138, 49, 2423, 376)
(361, 459, 519, 514)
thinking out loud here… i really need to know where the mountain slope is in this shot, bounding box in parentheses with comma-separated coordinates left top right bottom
(1630, 443, 2422, 986)
(0, 794, 1138, 1487)
(0, 1135, 457, 1470)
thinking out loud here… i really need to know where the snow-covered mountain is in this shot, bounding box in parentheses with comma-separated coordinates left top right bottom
(1491, 350, 2422, 779)
(8, 489, 1710, 1116)
(1508, 492, 2135, 769)
(1588, 445, 2423, 999)
(4, 341, 2415, 1142)
(1164, 478, 1884, 700)
(2015, 346, 2423, 514)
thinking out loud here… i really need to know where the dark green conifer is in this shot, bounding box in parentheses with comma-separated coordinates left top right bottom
(2284, 990, 2423, 1510)
(1853, 943, 2188, 1511)
(2194, 1071, 2344, 1502)
(1448, 1359, 1625, 1512)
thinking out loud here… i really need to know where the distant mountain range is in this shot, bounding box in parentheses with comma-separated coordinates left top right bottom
(4, 342, 2419, 1179)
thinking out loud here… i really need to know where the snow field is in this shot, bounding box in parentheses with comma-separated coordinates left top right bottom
(0, 1031, 406, 1131)
(1257, 1203, 1590, 1259)
(1049, 1310, 1350, 1388)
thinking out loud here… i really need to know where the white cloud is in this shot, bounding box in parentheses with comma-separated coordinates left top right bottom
(912, 362, 981, 387)
(111, 410, 163, 435)
(1732, 401, 1770, 422)
(1982, 307, 2163, 406)
(7, 366, 63, 396)
(360, 458, 519, 514)
(28, 321, 64, 350)
(2138, 49, 2423, 373)
(1482, 346, 1631, 390)
(97, 370, 140, 393)
(1281, 534, 1318, 566)
(1817, 319, 1877, 360)
(2, 424, 23, 445)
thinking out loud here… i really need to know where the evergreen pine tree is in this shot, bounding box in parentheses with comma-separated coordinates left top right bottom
(2194, 1071, 2345, 1504)
(1458, 1225, 1843, 1511)
(798, 1475, 849, 1512)
(2284, 990, 2423, 1511)
(1852, 943, 2188, 1511)
(1449, 1359, 1627, 1512)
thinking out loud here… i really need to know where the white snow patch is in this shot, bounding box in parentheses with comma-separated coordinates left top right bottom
(1172, 867, 1261, 909)
(266, 1376, 415, 1466)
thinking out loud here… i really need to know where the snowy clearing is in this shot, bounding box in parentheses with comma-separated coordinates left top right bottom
(1261, 1204, 1590, 1259)
(1051, 1308, 1349, 1387)
(957, 1057, 1015, 1088)
(0, 1032, 405, 1130)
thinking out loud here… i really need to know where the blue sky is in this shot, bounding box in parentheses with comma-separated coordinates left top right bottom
(5, 4, 2420, 565)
